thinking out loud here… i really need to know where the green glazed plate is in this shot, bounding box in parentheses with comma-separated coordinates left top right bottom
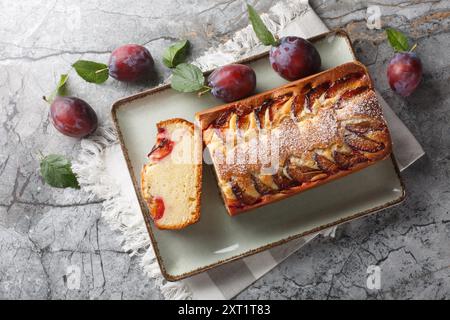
(112, 31, 405, 281)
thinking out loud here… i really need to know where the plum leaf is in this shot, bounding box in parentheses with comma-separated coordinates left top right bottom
(40, 154, 80, 189)
(386, 28, 410, 52)
(171, 63, 205, 92)
(73, 60, 109, 84)
(45, 74, 69, 103)
(163, 40, 190, 68)
(247, 4, 278, 46)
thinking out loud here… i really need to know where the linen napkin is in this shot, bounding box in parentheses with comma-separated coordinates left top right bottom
(73, 0, 424, 300)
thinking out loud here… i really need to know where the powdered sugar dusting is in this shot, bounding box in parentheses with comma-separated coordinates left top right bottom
(338, 90, 383, 120)
(209, 81, 387, 189)
(282, 109, 339, 157)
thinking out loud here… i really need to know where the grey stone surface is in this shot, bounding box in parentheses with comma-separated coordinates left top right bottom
(0, 0, 448, 299)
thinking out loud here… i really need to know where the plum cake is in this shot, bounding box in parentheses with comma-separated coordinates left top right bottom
(196, 61, 392, 215)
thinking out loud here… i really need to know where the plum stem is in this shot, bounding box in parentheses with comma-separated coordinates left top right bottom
(273, 35, 280, 47)
(409, 43, 418, 53)
(42, 95, 52, 105)
(197, 86, 212, 97)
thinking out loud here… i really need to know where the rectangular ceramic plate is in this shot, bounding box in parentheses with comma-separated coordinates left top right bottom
(112, 31, 405, 281)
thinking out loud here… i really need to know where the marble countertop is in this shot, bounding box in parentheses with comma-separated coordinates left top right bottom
(0, 0, 448, 299)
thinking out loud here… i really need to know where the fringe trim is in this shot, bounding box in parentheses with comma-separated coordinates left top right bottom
(72, 127, 193, 300)
(73, 0, 313, 300)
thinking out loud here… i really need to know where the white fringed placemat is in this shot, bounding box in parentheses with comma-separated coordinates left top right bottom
(72, 0, 424, 300)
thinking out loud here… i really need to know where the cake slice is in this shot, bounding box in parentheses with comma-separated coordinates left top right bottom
(140, 118, 202, 229)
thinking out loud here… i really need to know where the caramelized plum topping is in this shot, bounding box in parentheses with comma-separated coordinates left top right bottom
(345, 121, 384, 135)
(314, 154, 339, 174)
(333, 151, 367, 170)
(344, 133, 384, 153)
(333, 86, 369, 109)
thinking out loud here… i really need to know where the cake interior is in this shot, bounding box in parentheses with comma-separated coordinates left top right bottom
(142, 121, 200, 228)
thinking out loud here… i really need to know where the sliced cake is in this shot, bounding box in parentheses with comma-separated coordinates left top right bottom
(141, 118, 202, 229)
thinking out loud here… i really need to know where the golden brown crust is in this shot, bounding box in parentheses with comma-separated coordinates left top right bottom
(195, 62, 392, 216)
(156, 118, 194, 131)
(140, 118, 202, 229)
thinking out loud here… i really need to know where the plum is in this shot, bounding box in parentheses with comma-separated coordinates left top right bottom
(108, 44, 154, 82)
(269, 36, 321, 81)
(247, 5, 321, 81)
(151, 196, 165, 221)
(207, 64, 256, 102)
(50, 96, 98, 138)
(387, 52, 422, 97)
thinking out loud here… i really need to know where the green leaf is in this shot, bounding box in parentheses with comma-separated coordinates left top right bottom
(247, 4, 277, 46)
(72, 60, 109, 84)
(386, 28, 410, 52)
(45, 74, 69, 103)
(40, 154, 80, 189)
(56, 73, 69, 96)
(163, 40, 190, 68)
(171, 63, 205, 93)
